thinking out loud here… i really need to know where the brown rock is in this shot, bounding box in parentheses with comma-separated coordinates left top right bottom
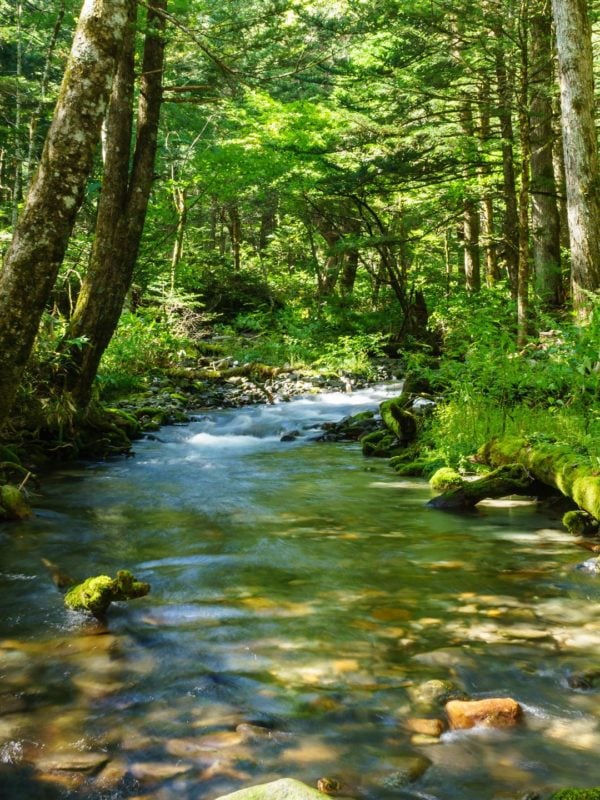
(445, 698, 522, 730)
(405, 718, 445, 737)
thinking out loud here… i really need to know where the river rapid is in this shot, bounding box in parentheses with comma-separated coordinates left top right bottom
(1, 385, 600, 800)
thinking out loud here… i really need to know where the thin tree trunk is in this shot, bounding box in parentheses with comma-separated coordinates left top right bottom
(551, 0, 600, 319)
(11, 1, 23, 228)
(225, 204, 242, 271)
(66, 0, 166, 407)
(478, 79, 499, 285)
(494, 24, 520, 296)
(170, 185, 187, 290)
(530, 0, 562, 309)
(517, 1, 531, 347)
(0, 0, 128, 428)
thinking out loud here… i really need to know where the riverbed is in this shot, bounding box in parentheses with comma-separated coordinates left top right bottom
(1, 385, 599, 799)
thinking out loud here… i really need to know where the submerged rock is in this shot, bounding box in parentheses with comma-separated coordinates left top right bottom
(404, 717, 445, 737)
(213, 777, 331, 800)
(64, 570, 150, 617)
(408, 679, 465, 708)
(445, 697, 522, 730)
(34, 751, 109, 773)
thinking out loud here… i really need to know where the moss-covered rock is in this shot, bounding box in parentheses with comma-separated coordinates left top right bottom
(64, 570, 150, 617)
(429, 468, 464, 493)
(361, 429, 401, 457)
(214, 779, 331, 800)
(0, 484, 32, 521)
(548, 790, 600, 800)
(481, 436, 600, 522)
(379, 397, 417, 444)
(427, 464, 534, 510)
(563, 510, 600, 536)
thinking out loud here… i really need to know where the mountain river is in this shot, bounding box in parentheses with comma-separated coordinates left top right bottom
(1, 384, 599, 800)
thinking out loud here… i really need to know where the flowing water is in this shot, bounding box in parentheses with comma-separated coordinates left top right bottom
(1, 385, 600, 800)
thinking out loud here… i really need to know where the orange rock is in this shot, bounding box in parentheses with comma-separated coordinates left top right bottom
(405, 718, 445, 737)
(445, 698, 522, 730)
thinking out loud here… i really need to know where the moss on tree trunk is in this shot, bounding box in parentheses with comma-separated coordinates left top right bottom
(480, 436, 600, 521)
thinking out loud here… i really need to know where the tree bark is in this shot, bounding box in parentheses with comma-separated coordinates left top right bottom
(494, 24, 520, 296)
(530, 0, 562, 309)
(551, 0, 600, 319)
(517, 3, 531, 348)
(66, 0, 166, 407)
(0, 0, 128, 429)
(478, 79, 499, 286)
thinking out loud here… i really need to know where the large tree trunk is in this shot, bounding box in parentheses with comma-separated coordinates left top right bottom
(0, 0, 128, 430)
(551, 0, 600, 319)
(530, 0, 562, 309)
(66, 0, 166, 408)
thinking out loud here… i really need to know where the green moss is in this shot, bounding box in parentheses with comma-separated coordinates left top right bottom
(562, 510, 599, 536)
(548, 790, 600, 800)
(429, 467, 464, 493)
(380, 398, 417, 443)
(428, 464, 532, 510)
(482, 436, 600, 521)
(0, 484, 32, 520)
(361, 429, 399, 457)
(64, 570, 150, 617)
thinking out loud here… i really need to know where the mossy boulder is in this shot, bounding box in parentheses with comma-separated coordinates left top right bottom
(428, 464, 534, 510)
(429, 468, 464, 493)
(379, 397, 417, 444)
(213, 779, 331, 800)
(361, 429, 400, 457)
(0, 484, 32, 521)
(562, 510, 599, 536)
(548, 791, 600, 800)
(64, 570, 150, 618)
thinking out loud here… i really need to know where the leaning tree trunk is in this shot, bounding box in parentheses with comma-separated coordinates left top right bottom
(551, 0, 600, 319)
(66, 0, 166, 408)
(530, 0, 562, 309)
(0, 0, 128, 430)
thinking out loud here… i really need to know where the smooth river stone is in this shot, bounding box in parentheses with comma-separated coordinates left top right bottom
(405, 717, 445, 737)
(130, 761, 193, 782)
(445, 698, 522, 730)
(213, 778, 331, 800)
(35, 751, 109, 773)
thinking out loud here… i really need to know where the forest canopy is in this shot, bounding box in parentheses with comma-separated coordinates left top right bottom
(0, 0, 598, 467)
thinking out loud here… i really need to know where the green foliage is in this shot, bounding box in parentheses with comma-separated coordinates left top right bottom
(417, 294, 600, 468)
(98, 312, 195, 397)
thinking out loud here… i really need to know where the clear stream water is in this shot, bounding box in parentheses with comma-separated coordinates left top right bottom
(1, 385, 600, 800)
